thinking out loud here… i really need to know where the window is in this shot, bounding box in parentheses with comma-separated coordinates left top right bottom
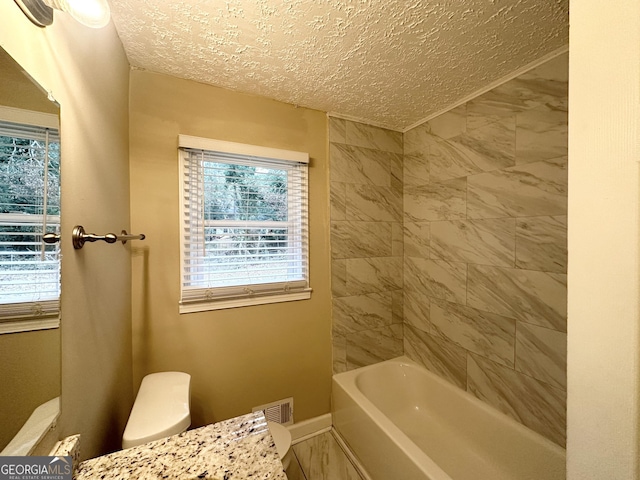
(178, 135, 310, 312)
(0, 117, 60, 327)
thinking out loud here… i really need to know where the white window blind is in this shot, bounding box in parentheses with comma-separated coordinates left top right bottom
(179, 135, 310, 312)
(0, 120, 61, 321)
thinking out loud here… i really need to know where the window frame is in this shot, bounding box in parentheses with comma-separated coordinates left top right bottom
(0, 106, 60, 334)
(178, 135, 311, 313)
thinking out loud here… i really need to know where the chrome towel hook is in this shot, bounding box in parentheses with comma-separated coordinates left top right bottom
(71, 225, 146, 249)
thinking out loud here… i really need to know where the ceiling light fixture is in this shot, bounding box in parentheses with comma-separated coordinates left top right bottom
(14, 0, 111, 29)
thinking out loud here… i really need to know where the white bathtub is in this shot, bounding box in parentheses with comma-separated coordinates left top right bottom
(332, 357, 565, 480)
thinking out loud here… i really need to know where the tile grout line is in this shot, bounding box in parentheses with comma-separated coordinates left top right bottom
(290, 448, 309, 480)
(330, 429, 370, 480)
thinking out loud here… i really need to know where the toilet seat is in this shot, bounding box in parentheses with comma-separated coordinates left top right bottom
(267, 421, 292, 469)
(122, 372, 191, 449)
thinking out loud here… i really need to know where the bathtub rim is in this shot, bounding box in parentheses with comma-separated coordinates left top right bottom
(333, 357, 453, 479)
(332, 355, 566, 479)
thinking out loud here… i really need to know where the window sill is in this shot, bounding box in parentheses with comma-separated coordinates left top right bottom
(179, 289, 312, 314)
(0, 317, 60, 335)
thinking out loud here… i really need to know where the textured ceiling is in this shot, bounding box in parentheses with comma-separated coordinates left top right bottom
(108, 0, 568, 131)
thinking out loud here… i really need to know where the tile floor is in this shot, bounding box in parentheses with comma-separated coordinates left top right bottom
(286, 430, 365, 480)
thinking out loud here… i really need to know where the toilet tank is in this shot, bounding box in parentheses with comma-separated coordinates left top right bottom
(122, 372, 191, 449)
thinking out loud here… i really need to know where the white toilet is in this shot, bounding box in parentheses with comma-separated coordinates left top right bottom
(122, 372, 191, 449)
(267, 421, 293, 470)
(121, 371, 293, 470)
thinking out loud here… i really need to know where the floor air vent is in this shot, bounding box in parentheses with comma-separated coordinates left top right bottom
(252, 397, 294, 425)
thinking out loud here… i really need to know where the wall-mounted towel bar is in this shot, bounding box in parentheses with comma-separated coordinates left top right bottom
(71, 225, 145, 249)
(43, 226, 146, 249)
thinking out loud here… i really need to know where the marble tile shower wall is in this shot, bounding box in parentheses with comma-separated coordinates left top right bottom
(402, 53, 568, 447)
(329, 119, 404, 374)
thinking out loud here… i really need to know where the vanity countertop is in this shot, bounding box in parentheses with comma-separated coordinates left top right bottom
(74, 411, 286, 480)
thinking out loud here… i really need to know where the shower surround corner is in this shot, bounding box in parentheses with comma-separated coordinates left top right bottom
(329, 51, 568, 448)
(401, 52, 568, 447)
(329, 118, 404, 374)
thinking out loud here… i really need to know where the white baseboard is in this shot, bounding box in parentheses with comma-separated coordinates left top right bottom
(288, 413, 332, 444)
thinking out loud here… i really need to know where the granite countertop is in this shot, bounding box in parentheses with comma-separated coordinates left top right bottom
(74, 412, 286, 480)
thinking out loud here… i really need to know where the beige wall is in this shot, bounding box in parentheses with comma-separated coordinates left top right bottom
(567, 0, 640, 477)
(0, 48, 58, 114)
(129, 70, 332, 426)
(0, 329, 60, 450)
(0, 4, 132, 459)
(401, 53, 568, 446)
